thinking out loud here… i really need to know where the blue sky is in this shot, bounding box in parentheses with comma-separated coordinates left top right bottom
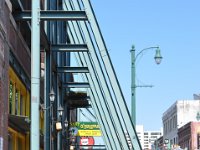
(91, 0, 200, 130)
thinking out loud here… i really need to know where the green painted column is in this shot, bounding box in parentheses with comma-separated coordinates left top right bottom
(31, 0, 40, 149)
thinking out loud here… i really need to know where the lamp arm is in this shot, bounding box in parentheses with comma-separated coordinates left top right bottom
(135, 46, 159, 61)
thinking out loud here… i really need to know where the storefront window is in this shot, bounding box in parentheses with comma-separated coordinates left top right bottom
(18, 138, 23, 150)
(8, 132, 14, 150)
(8, 129, 26, 150)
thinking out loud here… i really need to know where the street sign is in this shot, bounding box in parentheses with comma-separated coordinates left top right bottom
(80, 137, 95, 145)
(69, 122, 102, 136)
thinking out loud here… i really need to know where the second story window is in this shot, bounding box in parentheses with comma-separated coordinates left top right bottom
(15, 90, 18, 115)
(9, 67, 30, 117)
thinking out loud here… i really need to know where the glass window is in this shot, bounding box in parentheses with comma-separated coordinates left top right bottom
(9, 68, 30, 117)
(9, 82, 13, 114)
(20, 95, 23, 115)
(15, 90, 18, 115)
(151, 132, 160, 135)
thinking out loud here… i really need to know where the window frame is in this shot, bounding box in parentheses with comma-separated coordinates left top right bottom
(8, 67, 30, 117)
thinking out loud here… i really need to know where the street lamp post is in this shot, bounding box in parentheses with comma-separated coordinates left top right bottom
(130, 45, 162, 125)
(49, 88, 55, 150)
(43, 87, 55, 150)
(56, 104, 64, 150)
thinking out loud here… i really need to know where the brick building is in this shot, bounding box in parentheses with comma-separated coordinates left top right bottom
(178, 122, 200, 150)
(0, 1, 33, 149)
(0, 1, 13, 149)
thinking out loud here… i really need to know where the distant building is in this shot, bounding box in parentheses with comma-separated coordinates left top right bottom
(136, 125, 163, 149)
(178, 122, 200, 150)
(162, 100, 200, 148)
(136, 125, 145, 148)
(157, 136, 166, 150)
(153, 136, 164, 150)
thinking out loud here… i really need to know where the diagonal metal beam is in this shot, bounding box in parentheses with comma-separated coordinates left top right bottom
(56, 67, 89, 73)
(64, 2, 118, 148)
(62, 82, 90, 88)
(65, 1, 122, 149)
(51, 44, 88, 52)
(14, 10, 87, 21)
(83, 0, 142, 149)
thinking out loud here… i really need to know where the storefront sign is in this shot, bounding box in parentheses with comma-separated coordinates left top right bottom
(69, 122, 102, 136)
(80, 137, 94, 145)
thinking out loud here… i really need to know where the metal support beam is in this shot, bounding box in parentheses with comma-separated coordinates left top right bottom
(44, 51, 51, 150)
(62, 82, 90, 88)
(70, 1, 130, 149)
(65, 1, 122, 149)
(31, 0, 40, 149)
(51, 44, 88, 52)
(14, 10, 87, 20)
(44, 0, 51, 149)
(82, 0, 141, 149)
(56, 66, 89, 73)
(66, 25, 116, 149)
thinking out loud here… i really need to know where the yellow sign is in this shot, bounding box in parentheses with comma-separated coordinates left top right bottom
(78, 130, 102, 136)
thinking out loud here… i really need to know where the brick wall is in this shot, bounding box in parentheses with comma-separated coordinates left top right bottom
(9, 19, 31, 78)
(0, 0, 10, 149)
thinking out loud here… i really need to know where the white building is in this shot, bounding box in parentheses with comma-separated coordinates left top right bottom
(136, 125, 145, 148)
(136, 125, 163, 149)
(162, 100, 200, 148)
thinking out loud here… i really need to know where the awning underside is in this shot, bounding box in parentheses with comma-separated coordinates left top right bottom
(9, 114, 30, 133)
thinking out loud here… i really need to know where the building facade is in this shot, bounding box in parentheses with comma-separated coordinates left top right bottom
(178, 122, 200, 150)
(162, 100, 200, 149)
(136, 125, 163, 150)
(136, 125, 145, 149)
(0, 0, 36, 149)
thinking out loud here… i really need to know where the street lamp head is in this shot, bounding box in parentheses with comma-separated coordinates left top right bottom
(64, 118, 68, 128)
(58, 105, 64, 117)
(154, 47, 163, 64)
(49, 88, 55, 103)
(131, 45, 135, 51)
